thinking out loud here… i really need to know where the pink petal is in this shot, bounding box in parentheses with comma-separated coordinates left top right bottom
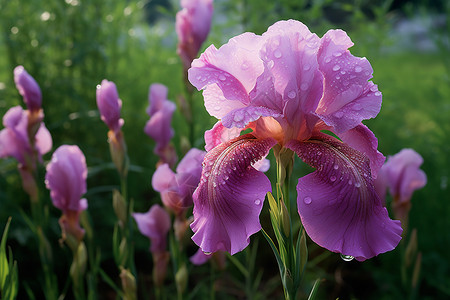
(35, 123, 53, 157)
(96, 80, 123, 132)
(0, 106, 31, 164)
(144, 100, 176, 153)
(190, 248, 211, 265)
(287, 134, 402, 260)
(176, 148, 206, 174)
(133, 204, 171, 253)
(45, 145, 88, 213)
(204, 121, 241, 151)
(14, 66, 42, 112)
(152, 163, 176, 192)
(316, 30, 382, 133)
(191, 134, 277, 254)
(339, 124, 385, 178)
(147, 83, 169, 117)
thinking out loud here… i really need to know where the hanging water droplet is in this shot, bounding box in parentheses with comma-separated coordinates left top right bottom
(254, 199, 261, 205)
(333, 65, 341, 71)
(241, 62, 249, 70)
(374, 91, 382, 97)
(340, 254, 354, 261)
(354, 66, 362, 73)
(274, 50, 282, 58)
(204, 252, 212, 256)
(303, 196, 312, 205)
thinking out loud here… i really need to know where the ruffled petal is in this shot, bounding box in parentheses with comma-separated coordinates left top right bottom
(191, 134, 277, 254)
(260, 20, 323, 126)
(316, 29, 382, 133)
(339, 124, 385, 178)
(133, 204, 171, 253)
(190, 248, 211, 265)
(287, 134, 402, 260)
(204, 121, 241, 151)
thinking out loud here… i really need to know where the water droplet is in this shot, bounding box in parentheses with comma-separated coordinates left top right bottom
(333, 65, 341, 71)
(96, 84, 101, 90)
(219, 74, 226, 81)
(353, 103, 362, 111)
(204, 252, 212, 256)
(274, 50, 282, 58)
(334, 164, 339, 170)
(370, 85, 378, 92)
(334, 111, 344, 118)
(241, 62, 249, 70)
(300, 83, 309, 91)
(234, 111, 244, 122)
(354, 182, 361, 188)
(348, 180, 353, 185)
(303, 196, 312, 205)
(340, 70, 346, 75)
(267, 60, 274, 69)
(324, 57, 331, 63)
(288, 90, 296, 99)
(254, 199, 261, 205)
(333, 51, 342, 57)
(330, 175, 336, 182)
(336, 75, 341, 80)
(303, 64, 311, 71)
(340, 254, 354, 261)
(213, 182, 217, 188)
(374, 91, 382, 97)
(214, 105, 221, 111)
(354, 66, 362, 73)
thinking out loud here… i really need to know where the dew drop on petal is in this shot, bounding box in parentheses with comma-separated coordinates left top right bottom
(330, 175, 336, 182)
(333, 65, 341, 71)
(340, 254, 354, 261)
(355, 182, 361, 188)
(214, 105, 221, 111)
(303, 196, 312, 205)
(355, 66, 362, 73)
(288, 90, 296, 98)
(324, 57, 331, 63)
(334, 111, 344, 118)
(374, 91, 382, 97)
(303, 64, 311, 71)
(340, 70, 346, 75)
(241, 62, 249, 70)
(274, 50, 282, 58)
(267, 60, 274, 69)
(204, 252, 212, 256)
(348, 180, 352, 185)
(300, 83, 309, 91)
(254, 199, 261, 205)
(334, 164, 339, 170)
(353, 103, 362, 111)
(219, 74, 226, 81)
(370, 85, 378, 92)
(333, 51, 342, 57)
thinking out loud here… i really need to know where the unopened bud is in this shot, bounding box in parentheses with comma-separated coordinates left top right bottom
(120, 268, 137, 300)
(404, 229, 418, 268)
(175, 264, 188, 295)
(70, 242, 87, 287)
(108, 130, 129, 179)
(113, 189, 127, 226)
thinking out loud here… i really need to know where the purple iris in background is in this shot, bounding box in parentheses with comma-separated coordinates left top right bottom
(45, 145, 88, 241)
(14, 66, 42, 113)
(176, 0, 214, 73)
(96, 80, 124, 134)
(144, 83, 177, 167)
(188, 20, 403, 260)
(375, 149, 426, 228)
(133, 204, 171, 286)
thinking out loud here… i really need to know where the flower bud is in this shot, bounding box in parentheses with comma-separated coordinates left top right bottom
(113, 189, 127, 227)
(14, 66, 42, 112)
(120, 268, 137, 300)
(175, 264, 188, 295)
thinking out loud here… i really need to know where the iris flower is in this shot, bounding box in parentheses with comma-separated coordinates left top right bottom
(188, 20, 402, 260)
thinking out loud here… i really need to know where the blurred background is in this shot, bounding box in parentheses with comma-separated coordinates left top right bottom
(0, 0, 449, 299)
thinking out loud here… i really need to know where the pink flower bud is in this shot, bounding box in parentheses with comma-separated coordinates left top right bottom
(96, 80, 124, 133)
(14, 66, 42, 112)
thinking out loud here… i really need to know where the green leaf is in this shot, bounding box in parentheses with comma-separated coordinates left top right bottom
(307, 278, 321, 300)
(261, 228, 285, 280)
(0, 217, 12, 290)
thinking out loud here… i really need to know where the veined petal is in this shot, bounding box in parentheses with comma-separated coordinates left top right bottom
(287, 134, 402, 260)
(339, 124, 385, 178)
(191, 134, 277, 255)
(316, 30, 382, 133)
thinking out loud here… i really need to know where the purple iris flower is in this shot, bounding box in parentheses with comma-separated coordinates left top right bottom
(0, 106, 52, 167)
(375, 149, 426, 225)
(144, 83, 177, 167)
(45, 145, 88, 241)
(176, 0, 213, 72)
(188, 20, 403, 260)
(96, 80, 124, 133)
(152, 148, 205, 216)
(14, 66, 42, 113)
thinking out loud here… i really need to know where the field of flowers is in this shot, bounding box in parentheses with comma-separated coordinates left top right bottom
(0, 0, 449, 299)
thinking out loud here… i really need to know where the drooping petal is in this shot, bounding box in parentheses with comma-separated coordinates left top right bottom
(204, 121, 241, 151)
(191, 134, 277, 254)
(45, 145, 88, 213)
(190, 248, 211, 265)
(315, 29, 382, 133)
(152, 163, 176, 193)
(133, 204, 171, 253)
(339, 124, 385, 178)
(287, 134, 402, 261)
(35, 123, 53, 158)
(144, 100, 176, 154)
(0, 106, 31, 164)
(176, 148, 206, 174)
(14, 66, 42, 112)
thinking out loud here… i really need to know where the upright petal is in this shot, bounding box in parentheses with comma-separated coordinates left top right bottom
(14, 66, 42, 112)
(144, 101, 176, 154)
(147, 83, 169, 117)
(204, 121, 241, 151)
(191, 134, 277, 254)
(96, 80, 123, 132)
(0, 106, 31, 164)
(287, 134, 402, 260)
(45, 145, 88, 213)
(316, 30, 382, 133)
